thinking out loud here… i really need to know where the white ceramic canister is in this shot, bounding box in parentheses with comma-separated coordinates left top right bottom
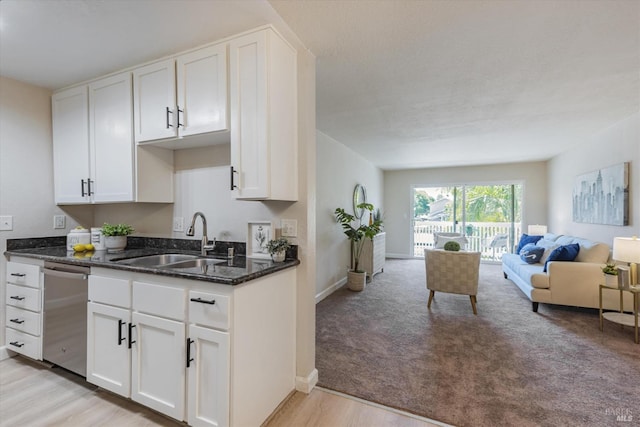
(90, 227, 106, 251)
(67, 228, 91, 250)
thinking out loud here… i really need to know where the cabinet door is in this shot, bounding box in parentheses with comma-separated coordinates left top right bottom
(89, 72, 135, 202)
(86, 302, 131, 397)
(52, 86, 90, 204)
(229, 30, 269, 199)
(187, 325, 230, 427)
(133, 59, 177, 143)
(131, 312, 186, 420)
(177, 44, 228, 137)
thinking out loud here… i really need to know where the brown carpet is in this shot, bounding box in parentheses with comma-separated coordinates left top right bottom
(316, 259, 640, 427)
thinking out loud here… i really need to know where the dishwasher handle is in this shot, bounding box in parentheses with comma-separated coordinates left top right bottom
(43, 268, 88, 281)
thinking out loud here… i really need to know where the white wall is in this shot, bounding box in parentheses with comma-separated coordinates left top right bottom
(548, 112, 640, 245)
(383, 162, 548, 257)
(0, 76, 82, 358)
(315, 131, 383, 301)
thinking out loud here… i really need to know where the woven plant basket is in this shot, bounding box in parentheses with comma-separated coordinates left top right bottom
(347, 270, 366, 291)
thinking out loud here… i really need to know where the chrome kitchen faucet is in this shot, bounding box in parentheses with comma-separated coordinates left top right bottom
(186, 211, 215, 256)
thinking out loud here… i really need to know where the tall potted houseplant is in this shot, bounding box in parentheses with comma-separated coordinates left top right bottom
(335, 203, 382, 291)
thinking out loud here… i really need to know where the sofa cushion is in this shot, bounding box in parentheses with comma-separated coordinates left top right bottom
(536, 239, 561, 263)
(519, 243, 545, 264)
(544, 243, 580, 272)
(434, 233, 468, 249)
(503, 253, 547, 288)
(516, 234, 544, 254)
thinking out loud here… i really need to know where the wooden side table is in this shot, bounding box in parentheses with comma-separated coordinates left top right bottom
(599, 284, 640, 344)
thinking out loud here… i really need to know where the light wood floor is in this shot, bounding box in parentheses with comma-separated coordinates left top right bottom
(0, 356, 445, 427)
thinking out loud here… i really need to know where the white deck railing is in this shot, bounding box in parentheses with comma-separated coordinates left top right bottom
(414, 221, 522, 261)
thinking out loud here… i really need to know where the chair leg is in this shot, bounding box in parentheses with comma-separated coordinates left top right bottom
(470, 295, 477, 315)
(427, 290, 435, 309)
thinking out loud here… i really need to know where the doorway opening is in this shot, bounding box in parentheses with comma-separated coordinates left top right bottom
(413, 184, 522, 261)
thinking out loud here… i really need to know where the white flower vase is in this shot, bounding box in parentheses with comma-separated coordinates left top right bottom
(105, 236, 127, 253)
(271, 251, 286, 262)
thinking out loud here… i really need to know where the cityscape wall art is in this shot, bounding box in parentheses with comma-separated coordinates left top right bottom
(573, 162, 629, 226)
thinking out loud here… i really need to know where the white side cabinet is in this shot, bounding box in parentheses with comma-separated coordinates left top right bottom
(52, 72, 174, 205)
(5, 260, 44, 360)
(133, 43, 228, 146)
(229, 28, 298, 201)
(361, 232, 386, 280)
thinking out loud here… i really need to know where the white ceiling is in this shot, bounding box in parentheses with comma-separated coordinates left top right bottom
(1, 0, 638, 170)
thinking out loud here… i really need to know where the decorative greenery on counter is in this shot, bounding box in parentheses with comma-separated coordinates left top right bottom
(266, 237, 291, 255)
(101, 223, 135, 237)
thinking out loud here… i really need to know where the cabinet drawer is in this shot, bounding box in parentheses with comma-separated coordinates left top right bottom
(6, 284, 41, 312)
(6, 262, 40, 289)
(89, 275, 131, 308)
(133, 281, 186, 321)
(188, 290, 230, 330)
(5, 306, 41, 336)
(6, 328, 42, 360)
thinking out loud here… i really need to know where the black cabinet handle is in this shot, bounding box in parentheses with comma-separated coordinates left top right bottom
(177, 107, 183, 128)
(81, 179, 87, 197)
(10, 273, 26, 277)
(166, 107, 174, 128)
(128, 323, 136, 348)
(9, 318, 25, 324)
(87, 178, 94, 196)
(230, 166, 238, 191)
(190, 297, 216, 305)
(10, 296, 25, 301)
(186, 338, 194, 368)
(9, 341, 24, 348)
(118, 319, 126, 346)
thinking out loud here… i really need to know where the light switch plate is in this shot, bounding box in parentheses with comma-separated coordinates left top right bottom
(54, 215, 66, 229)
(173, 217, 184, 232)
(0, 215, 13, 231)
(281, 219, 297, 237)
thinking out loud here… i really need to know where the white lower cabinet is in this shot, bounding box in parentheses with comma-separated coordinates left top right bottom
(86, 267, 294, 426)
(87, 302, 131, 396)
(187, 324, 230, 427)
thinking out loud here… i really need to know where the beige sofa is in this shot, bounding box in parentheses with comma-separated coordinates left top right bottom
(502, 233, 634, 312)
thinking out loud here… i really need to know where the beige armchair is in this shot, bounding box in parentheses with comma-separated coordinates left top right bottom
(424, 249, 481, 314)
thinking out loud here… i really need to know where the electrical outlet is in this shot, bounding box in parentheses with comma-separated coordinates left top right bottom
(173, 217, 184, 232)
(0, 215, 13, 231)
(54, 215, 66, 229)
(281, 219, 297, 237)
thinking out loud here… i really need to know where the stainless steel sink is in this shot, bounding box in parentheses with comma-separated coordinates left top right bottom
(116, 253, 200, 267)
(160, 258, 225, 269)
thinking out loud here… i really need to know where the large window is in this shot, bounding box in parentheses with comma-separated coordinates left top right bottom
(413, 184, 522, 261)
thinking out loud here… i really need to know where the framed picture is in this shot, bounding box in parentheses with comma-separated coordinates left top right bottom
(247, 221, 273, 259)
(573, 162, 629, 226)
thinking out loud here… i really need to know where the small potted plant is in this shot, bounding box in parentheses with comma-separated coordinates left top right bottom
(602, 263, 618, 287)
(266, 237, 291, 262)
(335, 203, 382, 291)
(101, 223, 135, 253)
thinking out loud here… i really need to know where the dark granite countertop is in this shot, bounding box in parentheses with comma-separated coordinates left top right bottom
(5, 237, 299, 286)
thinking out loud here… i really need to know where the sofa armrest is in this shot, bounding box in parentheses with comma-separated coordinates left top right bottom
(546, 261, 605, 302)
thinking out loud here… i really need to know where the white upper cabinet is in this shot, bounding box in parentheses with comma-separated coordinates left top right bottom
(89, 72, 135, 202)
(52, 86, 90, 204)
(134, 43, 228, 147)
(133, 60, 177, 143)
(52, 72, 174, 205)
(229, 28, 298, 201)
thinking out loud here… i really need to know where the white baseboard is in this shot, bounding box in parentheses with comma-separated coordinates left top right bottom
(315, 277, 346, 303)
(385, 253, 415, 259)
(295, 368, 318, 394)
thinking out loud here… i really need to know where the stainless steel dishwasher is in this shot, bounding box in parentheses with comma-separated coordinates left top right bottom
(43, 262, 89, 377)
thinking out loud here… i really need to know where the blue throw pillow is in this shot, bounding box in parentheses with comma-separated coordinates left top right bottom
(516, 234, 544, 254)
(519, 243, 544, 264)
(543, 243, 580, 272)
